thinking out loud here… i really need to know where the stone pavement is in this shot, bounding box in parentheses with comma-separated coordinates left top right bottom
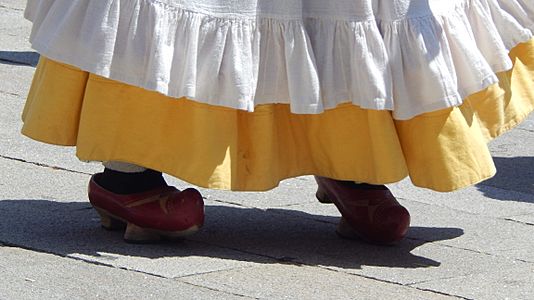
(1, 1, 533, 299)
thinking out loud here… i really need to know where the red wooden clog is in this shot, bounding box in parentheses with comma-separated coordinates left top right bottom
(315, 176, 410, 245)
(88, 175, 204, 243)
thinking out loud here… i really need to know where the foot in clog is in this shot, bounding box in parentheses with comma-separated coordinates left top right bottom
(88, 173, 205, 243)
(315, 176, 410, 245)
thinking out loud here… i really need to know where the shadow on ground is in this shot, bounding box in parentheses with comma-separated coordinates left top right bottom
(0, 199, 463, 270)
(477, 156, 534, 201)
(0, 51, 39, 67)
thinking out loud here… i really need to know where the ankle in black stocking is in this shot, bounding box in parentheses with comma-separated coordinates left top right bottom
(94, 168, 167, 195)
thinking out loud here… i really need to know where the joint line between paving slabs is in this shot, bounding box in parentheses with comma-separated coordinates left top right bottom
(0, 4, 24, 11)
(189, 239, 288, 265)
(0, 155, 92, 176)
(0, 241, 121, 273)
(319, 266, 471, 300)
(0, 241, 243, 293)
(503, 218, 534, 227)
(399, 195, 534, 228)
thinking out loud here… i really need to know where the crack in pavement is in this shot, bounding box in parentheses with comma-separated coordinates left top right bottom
(0, 4, 24, 11)
(190, 239, 294, 266)
(175, 280, 257, 299)
(0, 90, 22, 98)
(406, 274, 471, 287)
(175, 265, 257, 280)
(0, 155, 91, 176)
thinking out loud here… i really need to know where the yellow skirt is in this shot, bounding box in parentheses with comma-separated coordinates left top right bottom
(22, 40, 534, 192)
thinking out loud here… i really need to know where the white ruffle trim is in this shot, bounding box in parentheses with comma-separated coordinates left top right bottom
(25, 0, 533, 120)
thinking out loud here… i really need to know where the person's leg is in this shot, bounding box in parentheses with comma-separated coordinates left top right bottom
(88, 161, 205, 243)
(95, 161, 166, 194)
(315, 176, 410, 245)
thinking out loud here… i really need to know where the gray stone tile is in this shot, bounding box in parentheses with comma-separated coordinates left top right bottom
(1, 90, 101, 175)
(180, 264, 453, 300)
(517, 113, 534, 131)
(274, 199, 533, 286)
(0, 246, 247, 300)
(413, 264, 534, 300)
(0, 24, 34, 49)
(0, 62, 35, 97)
(506, 213, 534, 225)
(322, 241, 530, 289)
(185, 197, 534, 288)
(0, 0, 27, 10)
(388, 179, 534, 218)
(489, 120, 534, 158)
(0, 153, 89, 201)
(401, 200, 534, 263)
(0, 10, 37, 67)
(483, 129, 534, 195)
(0, 158, 274, 279)
(0, 7, 24, 30)
(167, 175, 319, 208)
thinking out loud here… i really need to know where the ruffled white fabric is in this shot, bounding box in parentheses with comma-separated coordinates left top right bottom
(24, 0, 533, 120)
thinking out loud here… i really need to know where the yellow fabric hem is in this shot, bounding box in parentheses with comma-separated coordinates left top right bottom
(21, 40, 534, 192)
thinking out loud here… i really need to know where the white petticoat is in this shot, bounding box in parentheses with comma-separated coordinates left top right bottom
(24, 0, 534, 120)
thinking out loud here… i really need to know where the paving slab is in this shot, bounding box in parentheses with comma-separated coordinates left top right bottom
(0, 7, 37, 67)
(0, 152, 89, 201)
(0, 246, 247, 300)
(0, 0, 26, 10)
(0, 158, 275, 279)
(1, 85, 101, 175)
(8, 156, 527, 297)
(388, 179, 534, 219)
(0, 7, 23, 30)
(180, 264, 455, 300)
(0, 62, 35, 97)
(517, 112, 534, 131)
(289, 197, 534, 261)
(167, 175, 320, 209)
(483, 127, 534, 195)
(1, 0, 534, 299)
(186, 200, 534, 291)
(412, 264, 534, 300)
(506, 213, 534, 225)
(404, 200, 534, 263)
(0, 31, 39, 67)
